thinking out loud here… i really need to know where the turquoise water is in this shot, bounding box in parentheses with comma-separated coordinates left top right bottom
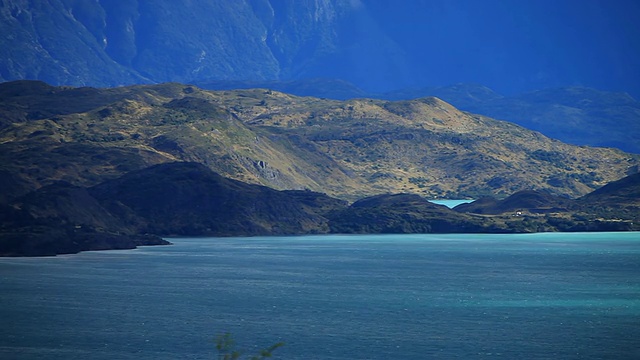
(1, 232, 639, 359)
(428, 199, 473, 208)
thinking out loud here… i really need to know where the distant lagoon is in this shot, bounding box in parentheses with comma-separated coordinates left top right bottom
(428, 199, 474, 208)
(1, 232, 639, 359)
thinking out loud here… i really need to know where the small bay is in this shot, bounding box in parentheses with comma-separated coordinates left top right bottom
(428, 199, 474, 208)
(1, 232, 639, 359)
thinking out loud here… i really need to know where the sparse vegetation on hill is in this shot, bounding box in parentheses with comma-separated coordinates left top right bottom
(1, 81, 637, 203)
(383, 84, 640, 154)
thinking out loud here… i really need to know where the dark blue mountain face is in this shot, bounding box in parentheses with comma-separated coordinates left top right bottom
(0, 0, 403, 90)
(2, 0, 638, 97)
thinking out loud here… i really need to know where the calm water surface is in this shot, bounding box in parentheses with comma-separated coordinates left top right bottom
(1, 232, 639, 359)
(428, 199, 473, 208)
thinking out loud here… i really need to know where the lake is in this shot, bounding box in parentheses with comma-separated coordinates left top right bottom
(428, 199, 473, 208)
(1, 232, 639, 359)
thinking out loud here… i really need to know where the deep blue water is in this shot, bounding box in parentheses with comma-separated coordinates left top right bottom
(1, 232, 639, 359)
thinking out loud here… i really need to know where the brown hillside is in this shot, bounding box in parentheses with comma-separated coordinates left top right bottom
(0, 81, 638, 201)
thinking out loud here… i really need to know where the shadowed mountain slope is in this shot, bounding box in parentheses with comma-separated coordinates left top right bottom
(0, 181, 169, 257)
(0, 162, 347, 256)
(0, 0, 408, 91)
(579, 172, 640, 207)
(89, 162, 346, 236)
(2, 163, 639, 256)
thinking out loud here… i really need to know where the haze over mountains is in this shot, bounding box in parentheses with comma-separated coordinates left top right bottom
(2, 0, 639, 96)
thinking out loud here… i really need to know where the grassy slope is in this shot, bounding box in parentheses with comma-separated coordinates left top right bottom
(0, 81, 638, 203)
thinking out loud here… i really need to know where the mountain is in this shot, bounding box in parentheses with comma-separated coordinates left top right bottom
(0, 0, 409, 91)
(452, 190, 574, 215)
(0, 162, 347, 256)
(3, 1, 638, 155)
(88, 162, 346, 236)
(196, 78, 369, 101)
(331, 178, 640, 234)
(0, 180, 169, 256)
(1, 81, 638, 204)
(383, 84, 640, 154)
(327, 193, 506, 234)
(3, 0, 639, 99)
(454, 173, 640, 216)
(578, 173, 640, 211)
(453, 173, 640, 232)
(196, 81, 640, 154)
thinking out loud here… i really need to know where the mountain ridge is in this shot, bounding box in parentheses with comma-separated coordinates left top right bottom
(1, 81, 638, 203)
(197, 80, 640, 154)
(0, 0, 409, 91)
(4, 0, 638, 99)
